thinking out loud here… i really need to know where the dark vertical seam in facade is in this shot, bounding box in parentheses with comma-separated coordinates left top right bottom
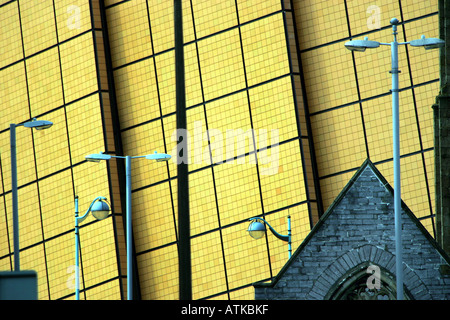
(0, 155, 12, 270)
(16, 0, 54, 299)
(235, 0, 275, 281)
(398, 0, 436, 236)
(281, 0, 316, 231)
(344, 0, 370, 161)
(145, 0, 179, 252)
(191, 0, 231, 299)
(99, 0, 132, 300)
(288, 0, 324, 221)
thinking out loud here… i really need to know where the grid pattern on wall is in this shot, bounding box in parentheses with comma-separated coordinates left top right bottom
(294, 0, 439, 235)
(106, 0, 318, 299)
(0, 0, 125, 300)
(0, 0, 441, 301)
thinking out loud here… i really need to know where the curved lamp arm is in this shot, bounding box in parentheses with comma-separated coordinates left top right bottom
(249, 217, 289, 242)
(75, 196, 107, 223)
(249, 216, 292, 259)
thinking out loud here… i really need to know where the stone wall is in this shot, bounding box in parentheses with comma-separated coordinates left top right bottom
(254, 161, 450, 300)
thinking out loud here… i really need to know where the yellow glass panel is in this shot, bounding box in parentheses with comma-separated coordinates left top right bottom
(241, 13, 290, 87)
(33, 109, 71, 178)
(353, 28, 411, 100)
(65, 94, 105, 164)
(301, 42, 357, 114)
(0, 62, 29, 129)
(71, 162, 110, 212)
(20, 244, 49, 300)
(133, 181, 176, 252)
(155, 51, 176, 116)
(347, 0, 400, 37)
(138, 245, 179, 300)
(20, 0, 57, 57)
(60, 33, 97, 103)
(237, 0, 281, 24)
(189, 169, 218, 236)
(121, 122, 168, 189)
(185, 43, 203, 108)
(54, 0, 91, 43)
(364, 91, 421, 163)
(410, 79, 440, 123)
(0, 127, 36, 188)
(258, 141, 307, 213)
(85, 280, 122, 300)
(27, 47, 63, 114)
(4, 183, 41, 252)
(107, 0, 152, 68)
(0, 2, 22, 67)
(114, 59, 160, 129)
(222, 221, 271, 290)
(198, 28, 246, 101)
(40, 170, 73, 239)
(0, 195, 9, 259)
(398, 0, 438, 22)
(192, 0, 237, 39)
(191, 232, 227, 299)
(249, 77, 298, 146)
(45, 233, 75, 299)
(424, 150, 435, 218)
(205, 91, 254, 164)
(405, 16, 440, 85)
(310, 104, 366, 177)
(214, 157, 261, 227)
(319, 170, 356, 212)
(81, 220, 118, 289)
(294, 0, 348, 49)
(375, 154, 433, 231)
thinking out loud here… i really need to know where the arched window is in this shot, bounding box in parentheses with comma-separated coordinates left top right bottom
(326, 263, 410, 300)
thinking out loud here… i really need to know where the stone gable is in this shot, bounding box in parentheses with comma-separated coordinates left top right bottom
(254, 159, 450, 300)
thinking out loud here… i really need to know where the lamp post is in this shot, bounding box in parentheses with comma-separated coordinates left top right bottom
(85, 151, 171, 300)
(74, 195, 110, 300)
(344, 18, 444, 300)
(247, 216, 292, 259)
(10, 118, 53, 271)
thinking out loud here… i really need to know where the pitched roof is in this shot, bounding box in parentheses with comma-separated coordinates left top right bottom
(254, 158, 450, 289)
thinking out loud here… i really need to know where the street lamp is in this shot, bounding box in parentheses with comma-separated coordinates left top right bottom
(10, 118, 53, 271)
(344, 18, 444, 300)
(85, 151, 171, 300)
(74, 195, 110, 300)
(247, 216, 292, 259)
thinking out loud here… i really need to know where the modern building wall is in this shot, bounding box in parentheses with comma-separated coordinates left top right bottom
(0, 0, 441, 300)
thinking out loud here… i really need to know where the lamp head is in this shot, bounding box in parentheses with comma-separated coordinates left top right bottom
(24, 118, 53, 130)
(91, 199, 111, 220)
(410, 35, 445, 50)
(145, 151, 172, 162)
(85, 152, 112, 162)
(345, 37, 380, 52)
(247, 219, 266, 240)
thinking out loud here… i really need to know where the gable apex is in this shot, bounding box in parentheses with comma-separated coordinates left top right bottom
(254, 159, 450, 300)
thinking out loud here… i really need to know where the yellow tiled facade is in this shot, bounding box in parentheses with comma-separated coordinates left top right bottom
(0, 0, 440, 300)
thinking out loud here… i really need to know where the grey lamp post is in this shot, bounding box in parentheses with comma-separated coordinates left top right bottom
(74, 195, 110, 300)
(85, 151, 171, 300)
(344, 18, 444, 300)
(10, 118, 53, 271)
(248, 216, 292, 259)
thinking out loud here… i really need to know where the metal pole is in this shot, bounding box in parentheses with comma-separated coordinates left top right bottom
(287, 215, 292, 259)
(175, 0, 191, 300)
(125, 155, 133, 300)
(390, 19, 404, 300)
(10, 124, 20, 271)
(75, 195, 80, 300)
